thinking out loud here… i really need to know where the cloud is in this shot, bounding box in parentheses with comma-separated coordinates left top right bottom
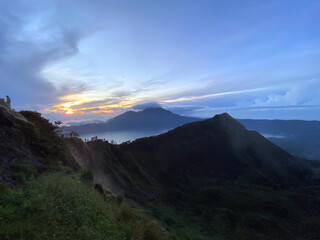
(0, 0, 105, 109)
(1, 0, 319, 121)
(253, 79, 320, 107)
(162, 87, 269, 103)
(132, 102, 162, 110)
(62, 119, 106, 127)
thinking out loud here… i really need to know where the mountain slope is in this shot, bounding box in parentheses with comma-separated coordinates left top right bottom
(117, 113, 313, 192)
(67, 113, 320, 239)
(0, 103, 168, 240)
(67, 113, 317, 198)
(0, 104, 79, 186)
(65, 107, 200, 135)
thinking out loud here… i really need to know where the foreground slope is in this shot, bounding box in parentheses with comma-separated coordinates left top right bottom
(0, 103, 168, 240)
(0, 104, 79, 186)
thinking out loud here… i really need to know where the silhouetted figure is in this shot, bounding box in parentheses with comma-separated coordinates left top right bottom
(6, 95, 11, 107)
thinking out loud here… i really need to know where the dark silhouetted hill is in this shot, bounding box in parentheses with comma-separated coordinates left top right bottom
(67, 112, 320, 239)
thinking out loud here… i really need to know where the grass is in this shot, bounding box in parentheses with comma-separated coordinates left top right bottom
(0, 173, 167, 240)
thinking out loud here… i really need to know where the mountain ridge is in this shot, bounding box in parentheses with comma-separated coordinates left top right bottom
(65, 108, 320, 159)
(66, 111, 320, 239)
(67, 112, 315, 199)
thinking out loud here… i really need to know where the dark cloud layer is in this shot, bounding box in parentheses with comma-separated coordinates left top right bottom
(132, 102, 162, 110)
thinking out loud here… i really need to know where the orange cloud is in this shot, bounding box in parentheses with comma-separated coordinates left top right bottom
(65, 109, 74, 115)
(91, 109, 114, 113)
(43, 95, 146, 116)
(53, 100, 82, 115)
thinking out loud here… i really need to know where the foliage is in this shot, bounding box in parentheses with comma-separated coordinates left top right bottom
(0, 173, 167, 240)
(80, 169, 94, 182)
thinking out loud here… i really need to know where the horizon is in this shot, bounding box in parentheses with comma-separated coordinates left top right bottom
(1, 0, 319, 122)
(63, 106, 320, 127)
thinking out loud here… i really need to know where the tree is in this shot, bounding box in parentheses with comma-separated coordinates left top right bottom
(53, 120, 63, 136)
(54, 120, 62, 126)
(69, 131, 80, 138)
(6, 95, 11, 107)
(91, 136, 98, 141)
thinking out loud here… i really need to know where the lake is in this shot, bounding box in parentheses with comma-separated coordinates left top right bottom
(80, 129, 169, 143)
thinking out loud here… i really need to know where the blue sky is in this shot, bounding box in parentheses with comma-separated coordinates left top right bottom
(1, 0, 319, 122)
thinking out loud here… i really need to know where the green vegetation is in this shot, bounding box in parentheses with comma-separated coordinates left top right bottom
(0, 108, 78, 186)
(145, 177, 320, 240)
(0, 173, 166, 240)
(0, 106, 167, 240)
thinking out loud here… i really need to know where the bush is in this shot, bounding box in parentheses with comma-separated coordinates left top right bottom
(142, 222, 166, 240)
(11, 160, 38, 183)
(117, 203, 137, 222)
(80, 169, 94, 182)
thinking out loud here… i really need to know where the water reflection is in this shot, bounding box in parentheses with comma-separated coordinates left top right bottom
(80, 129, 169, 144)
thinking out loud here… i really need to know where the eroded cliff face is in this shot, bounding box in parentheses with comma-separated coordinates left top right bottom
(66, 139, 119, 193)
(65, 138, 157, 200)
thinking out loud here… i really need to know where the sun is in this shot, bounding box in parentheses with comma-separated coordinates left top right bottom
(65, 109, 74, 115)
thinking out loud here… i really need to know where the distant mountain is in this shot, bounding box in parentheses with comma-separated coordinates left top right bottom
(67, 113, 320, 239)
(239, 119, 320, 160)
(65, 107, 201, 135)
(238, 119, 320, 138)
(65, 109, 320, 160)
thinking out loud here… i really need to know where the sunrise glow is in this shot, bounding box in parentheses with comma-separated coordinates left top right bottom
(65, 109, 74, 115)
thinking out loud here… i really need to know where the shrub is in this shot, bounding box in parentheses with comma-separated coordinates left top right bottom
(80, 169, 94, 182)
(11, 160, 38, 183)
(142, 222, 166, 240)
(117, 203, 138, 222)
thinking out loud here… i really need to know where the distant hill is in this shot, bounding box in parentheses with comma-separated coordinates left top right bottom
(238, 119, 320, 138)
(65, 109, 320, 159)
(64, 107, 201, 135)
(239, 119, 320, 160)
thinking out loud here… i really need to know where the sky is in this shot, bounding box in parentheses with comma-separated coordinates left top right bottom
(0, 0, 320, 123)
